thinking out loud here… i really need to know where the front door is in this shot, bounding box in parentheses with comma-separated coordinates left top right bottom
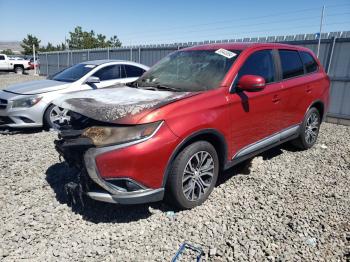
(228, 49, 284, 159)
(0, 55, 8, 70)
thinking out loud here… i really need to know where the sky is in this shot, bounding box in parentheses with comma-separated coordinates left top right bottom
(0, 0, 349, 46)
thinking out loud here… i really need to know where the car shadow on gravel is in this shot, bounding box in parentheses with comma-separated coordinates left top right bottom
(217, 142, 298, 186)
(46, 162, 176, 224)
(45, 143, 299, 223)
(0, 127, 43, 135)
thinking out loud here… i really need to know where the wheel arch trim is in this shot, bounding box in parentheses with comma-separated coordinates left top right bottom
(162, 128, 228, 187)
(306, 99, 325, 122)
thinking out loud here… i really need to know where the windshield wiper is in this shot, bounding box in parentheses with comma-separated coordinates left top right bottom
(130, 80, 182, 92)
(153, 84, 181, 92)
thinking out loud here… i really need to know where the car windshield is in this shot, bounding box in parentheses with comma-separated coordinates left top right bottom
(134, 49, 240, 91)
(51, 64, 97, 82)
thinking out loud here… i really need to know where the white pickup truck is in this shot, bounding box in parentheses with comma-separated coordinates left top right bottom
(0, 54, 31, 74)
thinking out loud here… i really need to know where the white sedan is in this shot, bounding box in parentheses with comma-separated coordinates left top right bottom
(0, 60, 149, 129)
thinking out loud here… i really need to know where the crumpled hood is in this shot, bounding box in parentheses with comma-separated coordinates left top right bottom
(4, 80, 70, 95)
(53, 86, 194, 124)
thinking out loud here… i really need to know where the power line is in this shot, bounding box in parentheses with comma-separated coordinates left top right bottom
(130, 22, 349, 45)
(122, 16, 321, 42)
(121, 12, 350, 44)
(120, 7, 321, 38)
(119, 5, 350, 39)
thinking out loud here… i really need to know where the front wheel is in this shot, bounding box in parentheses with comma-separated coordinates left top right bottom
(44, 104, 71, 130)
(166, 141, 219, 209)
(14, 66, 24, 74)
(291, 107, 321, 150)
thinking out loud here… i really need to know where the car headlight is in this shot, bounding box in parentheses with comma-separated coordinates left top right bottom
(82, 121, 163, 147)
(12, 96, 42, 108)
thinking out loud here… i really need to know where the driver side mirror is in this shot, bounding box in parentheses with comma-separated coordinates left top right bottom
(237, 75, 265, 92)
(85, 76, 100, 84)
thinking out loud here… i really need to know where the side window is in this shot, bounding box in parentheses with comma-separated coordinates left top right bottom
(124, 65, 146, 78)
(299, 51, 318, 73)
(0, 55, 5, 60)
(279, 50, 304, 79)
(237, 50, 275, 84)
(93, 65, 121, 81)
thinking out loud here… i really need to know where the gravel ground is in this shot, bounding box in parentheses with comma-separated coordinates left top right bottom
(0, 75, 349, 261)
(0, 71, 45, 89)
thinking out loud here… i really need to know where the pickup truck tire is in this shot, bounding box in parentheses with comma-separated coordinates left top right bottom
(14, 66, 24, 74)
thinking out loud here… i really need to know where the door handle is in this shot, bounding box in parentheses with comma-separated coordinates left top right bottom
(272, 95, 281, 103)
(306, 86, 312, 93)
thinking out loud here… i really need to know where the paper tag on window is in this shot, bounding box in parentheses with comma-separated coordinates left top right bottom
(84, 65, 96, 68)
(215, 48, 237, 59)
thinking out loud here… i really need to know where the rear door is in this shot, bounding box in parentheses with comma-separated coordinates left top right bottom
(278, 49, 311, 127)
(229, 49, 284, 158)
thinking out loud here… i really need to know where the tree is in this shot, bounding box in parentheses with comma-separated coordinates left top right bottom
(2, 49, 14, 55)
(67, 26, 122, 49)
(21, 34, 41, 55)
(21, 27, 122, 54)
(108, 35, 122, 48)
(40, 42, 66, 52)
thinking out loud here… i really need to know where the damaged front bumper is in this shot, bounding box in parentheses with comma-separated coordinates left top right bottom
(55, 133, 164, 205)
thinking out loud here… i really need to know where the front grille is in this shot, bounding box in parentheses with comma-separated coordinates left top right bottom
(0, 98, 8, 110)
(0, 116, 14, 125)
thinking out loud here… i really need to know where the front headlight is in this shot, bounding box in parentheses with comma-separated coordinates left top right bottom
(82, 121, 163, 147)
(12, 96, 42, 108)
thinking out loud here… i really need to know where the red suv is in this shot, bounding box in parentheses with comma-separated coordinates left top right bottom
(55, 43, 330, 209)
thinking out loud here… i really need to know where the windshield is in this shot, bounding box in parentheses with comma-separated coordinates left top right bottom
(51, 64, 97, 82)
(134, 49, 240, 91)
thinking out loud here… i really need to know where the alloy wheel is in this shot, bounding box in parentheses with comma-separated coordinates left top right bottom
(49, 106, 71, 126)
(182, 151, 215, 201)
(305, 112, 319, 145)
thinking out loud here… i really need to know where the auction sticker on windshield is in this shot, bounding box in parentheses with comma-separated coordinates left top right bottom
(215, 48, 237, 59)
(84, 65, 96, 68)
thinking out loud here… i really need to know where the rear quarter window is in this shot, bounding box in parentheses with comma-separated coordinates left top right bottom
(124, 65, 146, 78)
(279, 50, 304, 79)
(299, 51, 318, 73)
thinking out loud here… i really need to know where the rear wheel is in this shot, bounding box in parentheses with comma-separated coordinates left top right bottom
(166, 141, 219, 209)
(14, 66, 24, 74)
(44, 104, 71, 129)
(291, 107, 321, 150)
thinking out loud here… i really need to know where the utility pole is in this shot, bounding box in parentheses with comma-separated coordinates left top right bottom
(33, 44, 38, 76)
(317, 5, 325, 58)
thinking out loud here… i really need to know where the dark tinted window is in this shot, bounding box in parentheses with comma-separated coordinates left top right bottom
(299, 51, 318, 73)
(0, 55, 5, 60)
(279, 50, 304, 79)
(93, 65, 121, 81)
(237, 50, 275, 84)
(124, 65, 145, 78)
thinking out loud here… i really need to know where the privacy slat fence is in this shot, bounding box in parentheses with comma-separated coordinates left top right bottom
(38, 31, 350, 122)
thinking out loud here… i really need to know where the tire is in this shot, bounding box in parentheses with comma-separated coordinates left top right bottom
(43, 104, 71, 130)
(291, 107, 321, 150)
(166, 141, 219, 209)
(14, 66, 24, 74)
